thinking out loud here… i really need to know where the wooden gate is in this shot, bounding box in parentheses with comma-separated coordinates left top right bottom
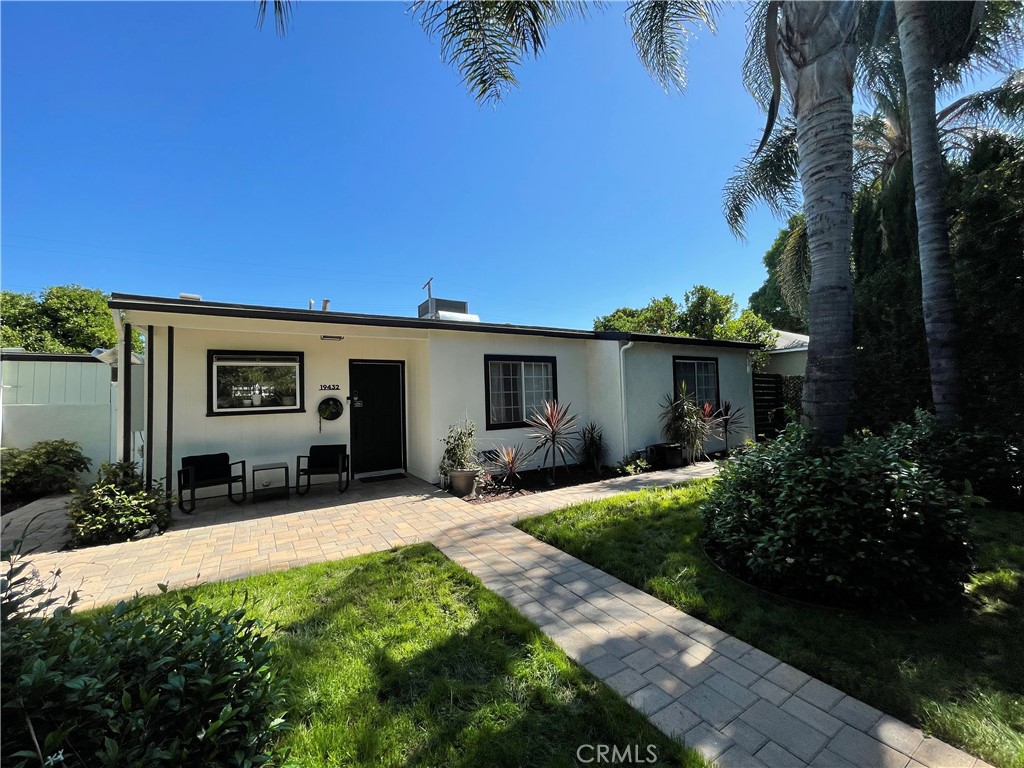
(752, 373, 784, 440)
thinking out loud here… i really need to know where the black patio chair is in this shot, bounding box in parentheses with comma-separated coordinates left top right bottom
(177, 452, 246, 513)
(296, 444, 350, 495)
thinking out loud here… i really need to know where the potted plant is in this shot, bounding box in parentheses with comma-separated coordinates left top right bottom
(278, 381, 297, 406)
(657, 382, 719, 466)
(438, 419, 480, 496)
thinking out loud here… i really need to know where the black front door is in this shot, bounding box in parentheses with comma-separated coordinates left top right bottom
(349, 360, 405, 475)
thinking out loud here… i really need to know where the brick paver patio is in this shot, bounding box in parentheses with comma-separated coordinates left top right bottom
(16, 466, 986, 768)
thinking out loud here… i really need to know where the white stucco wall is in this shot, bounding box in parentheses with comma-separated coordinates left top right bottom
(129, 314, 433, 497)
(585, 340, 626, 464)
(123, 307, 756, 497)
(622, 343, 755, 455)
(764, 350, 807, 377)
(426, 330, 605, 479)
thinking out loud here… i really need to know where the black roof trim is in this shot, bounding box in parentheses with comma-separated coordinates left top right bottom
(108, 293, 760, 350)
(0, 352, 101, 363)
(595, 331, 759, 350)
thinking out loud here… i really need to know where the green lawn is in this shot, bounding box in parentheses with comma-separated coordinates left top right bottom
(518, 479, 1024, 768)
(135, 543, 706, 768)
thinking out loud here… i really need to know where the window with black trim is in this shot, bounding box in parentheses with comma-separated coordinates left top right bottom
(207, 351, 304, 415)
(485, 355, 557, 429)
(672, 357, 719, 409)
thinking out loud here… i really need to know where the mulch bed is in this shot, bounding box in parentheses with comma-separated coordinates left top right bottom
(456, 466, 613, 504)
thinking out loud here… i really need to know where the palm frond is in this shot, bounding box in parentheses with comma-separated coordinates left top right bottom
(750, 0, 782, 154)
(411, 1, 590, 105)
(934, 1, 1024, 89)
(778, 216, 810, 322)
(256, 0, 292, 36)
(627, 0, 718, 94)
(723, 121, 799, 238)
(742, 0, 777, 113)
(854, 0, 899, 100)
(938, 69, 1024, 158)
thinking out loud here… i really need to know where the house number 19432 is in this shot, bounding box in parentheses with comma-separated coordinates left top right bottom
(319, 384, 341, 391)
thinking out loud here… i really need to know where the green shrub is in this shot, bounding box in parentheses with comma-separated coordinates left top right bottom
(1, 554, 287, 768)
(66, 460, 170, 548)
(889, 410, 1022, 507)
(0, 440, 91, 502)
(702, 423, 975, 612)
(615, 451, 650, 476)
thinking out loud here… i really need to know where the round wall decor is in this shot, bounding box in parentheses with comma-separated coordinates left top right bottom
(317, 397, 344, 432)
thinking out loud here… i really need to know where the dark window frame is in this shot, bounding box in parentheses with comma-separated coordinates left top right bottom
(483, 354, 558, 430)
(672, 355, 721, 410)
(206, 349, 306, 417)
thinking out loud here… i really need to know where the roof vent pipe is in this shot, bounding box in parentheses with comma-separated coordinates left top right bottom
(309, 299, 314, 310)
(322, 299, 331, 312)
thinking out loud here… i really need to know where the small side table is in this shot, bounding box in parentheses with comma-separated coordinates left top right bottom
(252, 462, 290, 503)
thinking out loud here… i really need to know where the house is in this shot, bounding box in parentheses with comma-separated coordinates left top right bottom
(763, 330, 809, 377)
(108, 293, 758, 496)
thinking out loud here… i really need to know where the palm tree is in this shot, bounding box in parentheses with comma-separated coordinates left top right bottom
(736, 1, 1023, 428)
(757, 2, 860, 446)
(890, 1, 1024, 425)
(894, 1, 962, 424)
(260, 0, 863, 445)
(728, 67, 1022, 327)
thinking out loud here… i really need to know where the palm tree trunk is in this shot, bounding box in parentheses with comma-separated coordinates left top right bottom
(896, 0, 961, 425)
(777, 2, 859, 446)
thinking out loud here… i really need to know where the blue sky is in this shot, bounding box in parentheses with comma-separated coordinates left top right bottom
(4, 1, 794, 329)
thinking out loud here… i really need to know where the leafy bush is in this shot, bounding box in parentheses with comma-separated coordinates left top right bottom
(1, 440, 91, 503)
(702, 423, 975, 612)
(1, 548, 287, 768)
(615, 451, 650, 476)
(66, 460, 170, 548)
(889, 410, 1022, 507)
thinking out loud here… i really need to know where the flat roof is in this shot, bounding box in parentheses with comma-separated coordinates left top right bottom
(0, 351, 102, 363)
(109, 293, 761, 350)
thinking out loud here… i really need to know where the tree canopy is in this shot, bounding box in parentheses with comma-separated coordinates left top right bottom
(0, 286, 141, 354)
(594, 285, 778, 370)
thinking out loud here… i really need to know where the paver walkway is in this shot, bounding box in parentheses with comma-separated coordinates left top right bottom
(17, 467, 985, 768)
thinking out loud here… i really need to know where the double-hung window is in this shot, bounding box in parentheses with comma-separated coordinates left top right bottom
(485, 355, 557, 429)
(672, 357, 719, 409)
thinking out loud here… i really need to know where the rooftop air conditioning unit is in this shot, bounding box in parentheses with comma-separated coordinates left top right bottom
(417, 298, 479, 323)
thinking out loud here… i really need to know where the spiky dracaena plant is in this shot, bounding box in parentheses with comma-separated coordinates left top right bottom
(487, 443, 534, 487)
(716, 400, 749, 455)
(525, 400, 580, 484)
(578, 421, 606, 474)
